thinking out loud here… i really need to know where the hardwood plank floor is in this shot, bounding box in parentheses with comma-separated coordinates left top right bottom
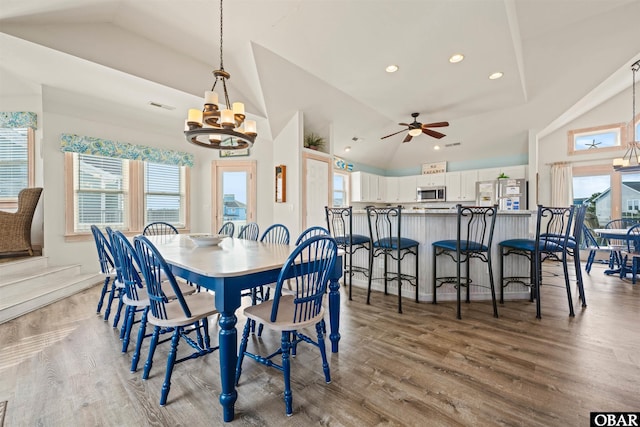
(0, 261, 638, 426)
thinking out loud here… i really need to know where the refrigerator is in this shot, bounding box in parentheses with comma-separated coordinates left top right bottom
(476, 178, 527, 211)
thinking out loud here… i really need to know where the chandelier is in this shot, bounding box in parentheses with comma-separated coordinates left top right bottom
(613, 59, 640, 171)
(184, 0, 256, 149)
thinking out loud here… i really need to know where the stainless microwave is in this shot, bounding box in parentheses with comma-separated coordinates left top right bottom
(417, 186, 446, 202)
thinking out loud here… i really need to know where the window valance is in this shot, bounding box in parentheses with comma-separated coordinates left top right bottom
(60, 133, 194, 167)
(0, 112, 37, 129)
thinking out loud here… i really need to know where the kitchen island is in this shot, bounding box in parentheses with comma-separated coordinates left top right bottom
(349, 209, 533, 302)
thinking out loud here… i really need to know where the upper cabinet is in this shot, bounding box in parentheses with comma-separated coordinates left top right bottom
(446, 170, 478, 202)
(416, 173, 445, 187)
(351, 171, 385, 202)
(386, 176, 417, 203)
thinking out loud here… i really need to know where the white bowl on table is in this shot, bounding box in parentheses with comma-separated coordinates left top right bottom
(188, 234, 226, 247)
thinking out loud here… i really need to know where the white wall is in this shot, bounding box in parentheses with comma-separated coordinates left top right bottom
(272, 112, 303, 239)
(537, 86, 632, 205)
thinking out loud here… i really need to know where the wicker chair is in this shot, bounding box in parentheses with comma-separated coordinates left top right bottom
(0, 187, 43, 256)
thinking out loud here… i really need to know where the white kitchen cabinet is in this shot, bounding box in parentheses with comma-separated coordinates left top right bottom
(416, 173, 445, 187)
(386, 176, 417, 203)
(445, 170, 478, 202)
(351, 171, 368, 202)
(351, 171, 385, 202)
(399, 175, 417, 203)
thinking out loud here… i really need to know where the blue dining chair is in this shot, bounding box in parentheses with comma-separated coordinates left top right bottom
(618, 223, 640, 283)
(582, 225, 617, 274)
(143, 221, 179, 236)
(295, 226, 329, 244)
(109, 230, 150, 368)
(218, 221, 235, 237)
(432, 205, 498, 319)
(260, 223, 290, 245)
(91, 225, 123, 323)
(237, 222, 259, 240)
(134, 235, 219, 406)
(235, 235, 338, 416)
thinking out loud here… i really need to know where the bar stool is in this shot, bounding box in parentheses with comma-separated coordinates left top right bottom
(499, 205, 575, 319)
(432, 204, 498, 319)
(365, 206, 419, 313)
(325, 206, 371, 301)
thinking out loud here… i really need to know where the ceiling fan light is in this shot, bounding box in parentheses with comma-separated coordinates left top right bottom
(408, 128, 422, 137)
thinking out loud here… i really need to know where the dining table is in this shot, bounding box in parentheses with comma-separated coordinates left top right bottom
(145, 234, 343, 422)
(593, 228, 638, 276)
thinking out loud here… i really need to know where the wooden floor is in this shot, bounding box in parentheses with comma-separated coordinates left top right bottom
(0, 262, 638, 426)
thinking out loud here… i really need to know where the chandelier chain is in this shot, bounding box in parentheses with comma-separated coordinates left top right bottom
(219, 0, 224, 70)
(633, 60, 639, 142)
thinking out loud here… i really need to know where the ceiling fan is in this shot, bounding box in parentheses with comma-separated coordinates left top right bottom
(381, 112, 449, 143)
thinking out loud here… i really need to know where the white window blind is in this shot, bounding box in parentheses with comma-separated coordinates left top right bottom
(0, 128, 29, 199)
(145, 162, 184, 226)
(75, 153, 128, 231)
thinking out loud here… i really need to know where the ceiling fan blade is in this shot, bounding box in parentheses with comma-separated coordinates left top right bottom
(381, 129, 407, 140)
(398, 123, 411, 127)
(421, 121, 449, 128)
(422, 128, 446, 139)
(402, 133, 413, 143)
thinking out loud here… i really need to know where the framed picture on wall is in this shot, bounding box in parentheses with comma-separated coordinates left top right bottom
(219, 148, 250, 158)
(275, 165, 286, 203)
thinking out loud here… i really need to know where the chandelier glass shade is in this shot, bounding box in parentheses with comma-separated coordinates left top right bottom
(184, 0, 256, 150)
(613, 59, 640, 172)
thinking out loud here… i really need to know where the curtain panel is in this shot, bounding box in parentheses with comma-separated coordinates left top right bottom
(0, 112, 37, 129)
(59, 133, 194, 167)
(550, 163, 573, 207)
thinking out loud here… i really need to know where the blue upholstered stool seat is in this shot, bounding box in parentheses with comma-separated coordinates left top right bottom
(334, 234, 370, 246)
(500, 238, 563, 252)
(433, 240, 488, 252)
(373, 237, 419, 250)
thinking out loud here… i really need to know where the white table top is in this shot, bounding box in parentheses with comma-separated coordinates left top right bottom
(145, 234, 294, 278)
(593, 228, 632, 237)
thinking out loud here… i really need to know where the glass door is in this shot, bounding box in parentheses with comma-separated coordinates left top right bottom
(212, 161, 256, 235)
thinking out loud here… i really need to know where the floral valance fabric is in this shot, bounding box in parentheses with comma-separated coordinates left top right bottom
(0, 112, 37, 129)
(60, 133, 194, 167)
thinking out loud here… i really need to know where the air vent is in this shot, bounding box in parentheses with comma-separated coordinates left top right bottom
(445, 142, 462, 147)
(147, 101, 176, 111)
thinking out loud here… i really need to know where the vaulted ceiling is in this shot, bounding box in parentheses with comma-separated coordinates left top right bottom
(1, 0, 639, 169)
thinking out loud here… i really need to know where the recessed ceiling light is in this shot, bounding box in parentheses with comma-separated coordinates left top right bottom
(488, 72, 504, 80)
(344, 146, 351, 152)
(385, 64, 399, 73)
(449, 54, 464, 63)
(433, 145, 441, 150)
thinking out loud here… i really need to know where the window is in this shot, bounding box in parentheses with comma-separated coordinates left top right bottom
(65, 153, 189, 237)
(145, 162, 185, 226)
(74, 154, 128, 231)
(332, 172, 349, 207)
(568, 124, 625, 155)
(0, 127, 34, 207)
